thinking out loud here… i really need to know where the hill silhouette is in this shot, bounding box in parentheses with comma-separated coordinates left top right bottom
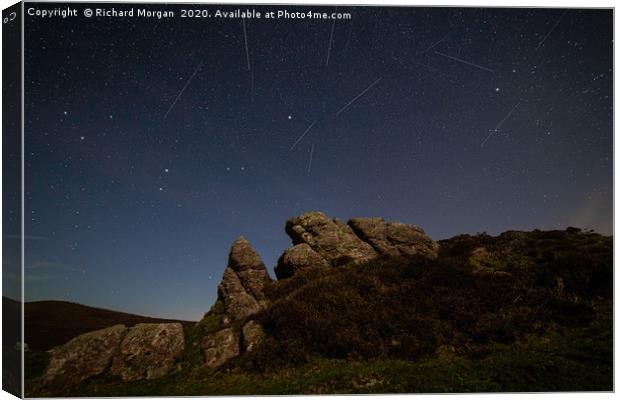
(10, 298, 192, 351)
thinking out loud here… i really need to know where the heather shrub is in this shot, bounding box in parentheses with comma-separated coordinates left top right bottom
(250, 230, 611, 370)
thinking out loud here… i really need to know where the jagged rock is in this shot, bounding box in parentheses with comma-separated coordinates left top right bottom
(110, 323, 184, 381)
(274, 243, 330, 279)
(228, 236, 271, 302)
(348, 217, 439, 259)
(217, 236, 272, 321)
(242, 320, 264, 352)
(202, 328, 240, 368)
(42, 324, 126, 389)
(285, 212, 377, 266)
(199, 238, 271, 368)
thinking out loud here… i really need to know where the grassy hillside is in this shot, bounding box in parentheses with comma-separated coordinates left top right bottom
(25, 228, 613, 395)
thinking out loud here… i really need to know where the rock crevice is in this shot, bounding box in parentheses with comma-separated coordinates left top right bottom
(216, 236, 272, 322)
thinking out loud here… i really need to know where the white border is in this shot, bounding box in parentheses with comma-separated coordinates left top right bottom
(0, 1, 616, 400)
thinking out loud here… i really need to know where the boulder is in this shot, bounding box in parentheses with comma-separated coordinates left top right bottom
(274, 243, 330, 279)
(348, 217, 439, 259)
(110, 323, 185, 381)
(285, 212, 377, 266)
(202, 328, 240, 368)
(217, 236, 272, 321)
(42, 324, 126, 389)
(242, 320, 264, 352)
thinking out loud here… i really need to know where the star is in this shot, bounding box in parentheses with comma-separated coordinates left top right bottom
(288, 115, 292, 120)
(164, 168, 169, 173)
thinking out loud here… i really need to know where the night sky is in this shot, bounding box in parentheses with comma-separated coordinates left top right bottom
(22, 4, 612, 320)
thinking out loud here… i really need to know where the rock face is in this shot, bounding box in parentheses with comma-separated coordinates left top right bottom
(274, 243, 330, 279)
(202, 328, 240, 368)
(42, 323, 186, 389)
(241, 320, 264, 353)
(348, 217, 439, 259)
(110, 323, 185, 381)
(285, 212, 377, 266)
(217, 236, 272, 321)
(42, 324, 126, 389)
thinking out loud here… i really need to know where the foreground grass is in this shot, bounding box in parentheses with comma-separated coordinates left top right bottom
(27, 303, 612, 396)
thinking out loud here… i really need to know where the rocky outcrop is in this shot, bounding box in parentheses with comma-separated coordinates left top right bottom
(277, 212, 438, 279)
(110, 323, 185, 381)
(217, 236, 272, 322)
(41, 323, 186, 388)
(241, 320, 264, 352)
(285, 212, 377, 266)
(274, 243, 330, 279)
(348, 217, 439, 259)
(199, 237, 272, 369)
(42, 324, 126, 389)
(203, 215, 437, 367)
(202, 328, 239, 368)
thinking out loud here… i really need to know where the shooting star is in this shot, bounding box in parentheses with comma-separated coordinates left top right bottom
(249, 68, 255, 103)
(242, 19, 251, 71)
(164, 62, 203, 119)
(434, 51, 494, 73)
(481, 101, 521, 147)
(422, 37, 446, 53)
(343, 22, 354, 56)
(536, 10, 568, 50)
(334, 77, 383, 116)
(289, 120, 317, 151)
(307, 143, 315, 175)
(326, 18, 336, 66)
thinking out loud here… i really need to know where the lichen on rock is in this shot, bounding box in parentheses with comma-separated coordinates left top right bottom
(285, 211, 377, 267)
(348, 217, 439, 259)
(274, 243, 330, 280)
(202, 328, 240, 368)
(110, 323, 185, 381)
(215, 236, 272, 322)
(41, 324, 126, 389)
